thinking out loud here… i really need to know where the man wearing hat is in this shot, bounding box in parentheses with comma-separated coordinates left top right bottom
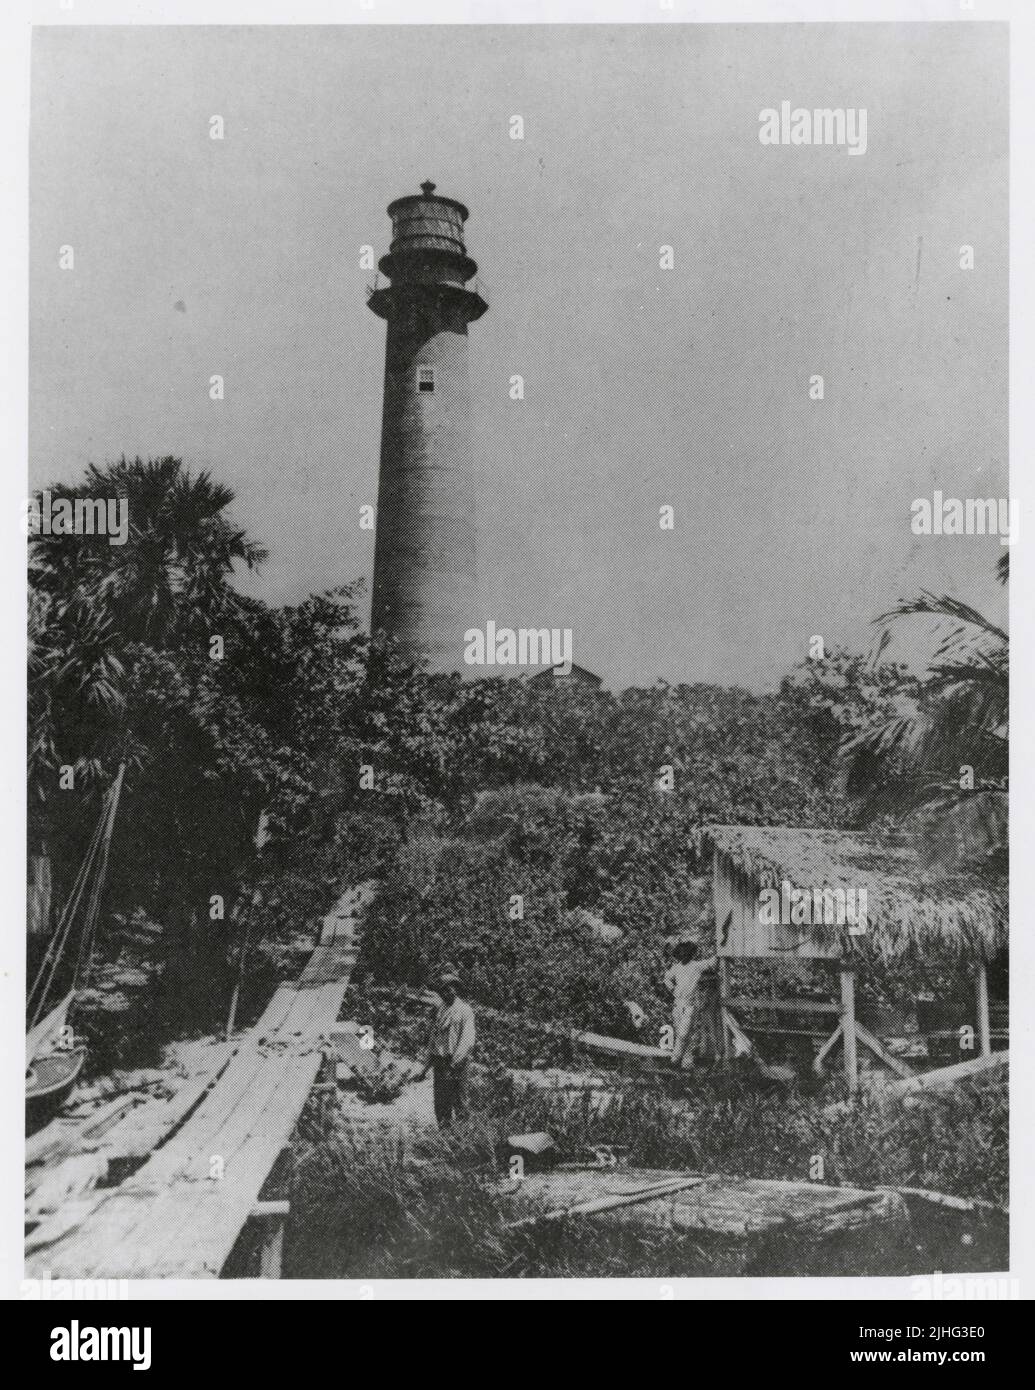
(416, 965, 476, 1127)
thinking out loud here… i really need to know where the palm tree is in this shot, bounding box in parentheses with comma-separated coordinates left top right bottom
(29, 458, 269, 947)
(32, 455, 266, 646)
(843, 556, 1008, 868)
(30, 456, 266, 790)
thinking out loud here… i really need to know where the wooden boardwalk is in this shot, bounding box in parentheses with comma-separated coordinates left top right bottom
(27, 883, 374, 1280)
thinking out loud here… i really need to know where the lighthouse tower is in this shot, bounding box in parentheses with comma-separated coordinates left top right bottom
(367, 182, 487, 675)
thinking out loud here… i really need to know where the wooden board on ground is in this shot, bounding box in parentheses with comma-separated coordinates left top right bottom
(572, 1032, 671, 1066)
(26, 882, 375, 1280)
(500, 1168, 907, 1241)
(881, 1048, 1007, 1100)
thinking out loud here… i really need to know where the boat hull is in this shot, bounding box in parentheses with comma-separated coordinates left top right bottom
(26, 1048, 86, 1134)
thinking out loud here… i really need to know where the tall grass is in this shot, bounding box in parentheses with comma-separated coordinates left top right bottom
(481, 1068, 1008, 1203)
(283, 1070, 1007, 1278)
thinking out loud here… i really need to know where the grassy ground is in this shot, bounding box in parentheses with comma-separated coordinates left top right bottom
(281, 1063, 1007, 1279)
(340, 979, 1007, 1191)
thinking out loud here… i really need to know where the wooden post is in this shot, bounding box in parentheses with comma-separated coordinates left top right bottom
(716, 957, 729, 1061)
(975, 963, 992, 1059)
(712, 850, 730, 1061)
(251, 1200, 289, 1279)
(840, 969, 858, 1092)
(259, 1221, 284, 1278)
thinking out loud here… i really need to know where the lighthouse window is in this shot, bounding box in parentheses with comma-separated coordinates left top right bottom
(417, 367, 435, 393)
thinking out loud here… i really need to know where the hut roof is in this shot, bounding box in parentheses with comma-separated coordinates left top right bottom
(703, 825, 1006, 964)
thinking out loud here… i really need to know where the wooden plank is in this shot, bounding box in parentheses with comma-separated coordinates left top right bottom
(80, 1048, 237, 1168)
(881, 1049, 1007, 1101)
(720, 1008, 756, 1059)
(894, 1184, 1005, 1217)
(720, 1009, 794, 1081)
(252, 984, 303, 1043)
(25, 1052, 237, 1247)
(975, 964, 992, 1059)
(738, 1025, 834, 1038)
(130, 986, 336, 1265)
(137, 1045, 278, 1184)
(724, 997, 839, 1015)
(715, 957, 729, 1061)
(853, 1022, 914, 1080)
(32, 882, 370, 1280)
(183, 1064, 317, 1271)
(505, 1175, 708, 1229)
(812, 1020, 843, 1074)
(503, 1170, 908, 1241)
(137, 1051, 321, 1278)
(178, 1048, 308, 1182)
(252, 1200, 290, 1218)
(573, 1032, 669, 1061)
(841, 970, 858, 1092)
(655, 1185, 903, 1239)
(821, 1049, 1009, 1118)
(258, 1219, 285, 1277)
(53, 1042, 317, 1278)
(142, 979, 333, 1187)
(175, 1055, 315, 1270)
(893, 1186, 1007, 1216)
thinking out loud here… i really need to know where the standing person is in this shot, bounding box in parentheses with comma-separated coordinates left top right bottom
(416, 966, 476, 1128)
(664, 939, 716, 1069)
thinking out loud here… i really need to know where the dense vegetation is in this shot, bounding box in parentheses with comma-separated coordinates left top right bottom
(28, 457, 1008, 1250)
(29, 457, 1007, 1034)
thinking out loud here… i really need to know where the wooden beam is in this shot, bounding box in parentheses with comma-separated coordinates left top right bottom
(840, 971, 858, 1092)
(894, 1186, 1007, 1216)
(505, 1175, 708, 1229)
(975, 964, 992, 1059)
(574, 1032, 669, 1062)
(716, 958, 730, 1060)
(251, 1200, 290, 1219)
(853, 1022, 914, 1080)
(250, 1199, 290, 1279)
(256, 1218, 285, 1277)
(724, 996, 839, 1015)
(739, 1025, 836, 1038)
(880, 1048, 1007, 1102)
(720, 1008, 755, 1059)
(812, 1020, 843, 1075)
(719, 1009, 794, 1082)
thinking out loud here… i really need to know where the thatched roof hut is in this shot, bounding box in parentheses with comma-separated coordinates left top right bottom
(703, 825, 1006, 965)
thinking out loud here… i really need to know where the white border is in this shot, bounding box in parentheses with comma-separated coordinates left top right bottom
(2, 0, 1029, 1302)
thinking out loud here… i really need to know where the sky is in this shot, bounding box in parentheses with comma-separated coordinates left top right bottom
(29, 23, 1008, 690)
